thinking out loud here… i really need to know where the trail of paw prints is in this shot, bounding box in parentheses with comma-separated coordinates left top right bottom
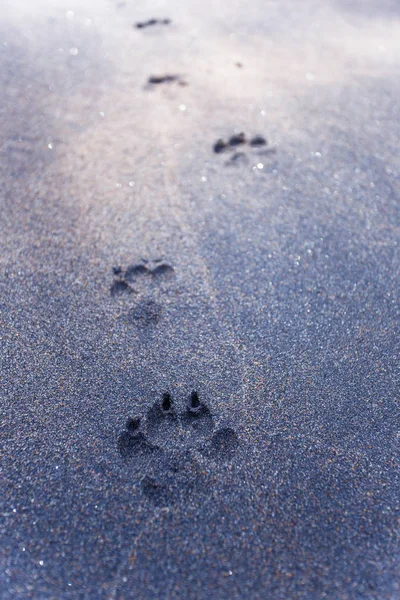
(117, 391, 239, 506)
(110, 259, 175, 327)
(213, 132, 276, 167)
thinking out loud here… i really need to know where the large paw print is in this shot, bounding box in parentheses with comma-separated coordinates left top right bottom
(117, 391, 239, 505)
(212, 132, 276, 166)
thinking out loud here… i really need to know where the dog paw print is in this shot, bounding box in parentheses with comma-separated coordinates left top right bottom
(213, 132, 276, 166)
(134, 18, 171, 29)
(110, 260, 175, 297)
(110, 261, 175, 328)
(117, 391, 239, 505)
(147, 74, 187, 87)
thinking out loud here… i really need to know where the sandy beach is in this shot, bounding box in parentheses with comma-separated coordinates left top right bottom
(1, 0, 399, 597)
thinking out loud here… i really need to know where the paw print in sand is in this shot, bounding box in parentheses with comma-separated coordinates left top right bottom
(111, 260, 175, 296)
(213, 132, 276, 166)
(110, 260, 175, 327)
(117, 391, 239, 506)
(147, 74, 187, 87)
(134, 18, 171, 30)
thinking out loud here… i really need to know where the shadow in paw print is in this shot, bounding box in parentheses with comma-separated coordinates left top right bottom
(249, 135, 267, 147)
(213, 132, 248, 154)
(212, 132, 276, 166)
(141, 475, 172, 506)
(117, 391, 239, 506)
(226, 152, 249, 167)
(202, 427, 239, 460)
(125, 264, 150, 282)
(110, 280, 135, 297)
(141, 450, 203, 506)
(152, 263, 175, 280)
(228, 133, 246, 147)
(146, 392, 179, 446)
(118, 417, 162, 460)
(134, 18, 171, 29)
(110, 261, 175, 296)
(129, 300, 162, 328)
(147, 75, 187, 87)
(181, 391, 214, 441)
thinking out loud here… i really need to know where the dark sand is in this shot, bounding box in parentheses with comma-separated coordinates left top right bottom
(0, 0, 399, 598)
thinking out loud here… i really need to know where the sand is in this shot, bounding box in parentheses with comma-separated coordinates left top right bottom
(0, 0, 399, 598)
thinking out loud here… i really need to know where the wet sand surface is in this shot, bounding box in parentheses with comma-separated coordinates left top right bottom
(0, 0, 399, 598)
